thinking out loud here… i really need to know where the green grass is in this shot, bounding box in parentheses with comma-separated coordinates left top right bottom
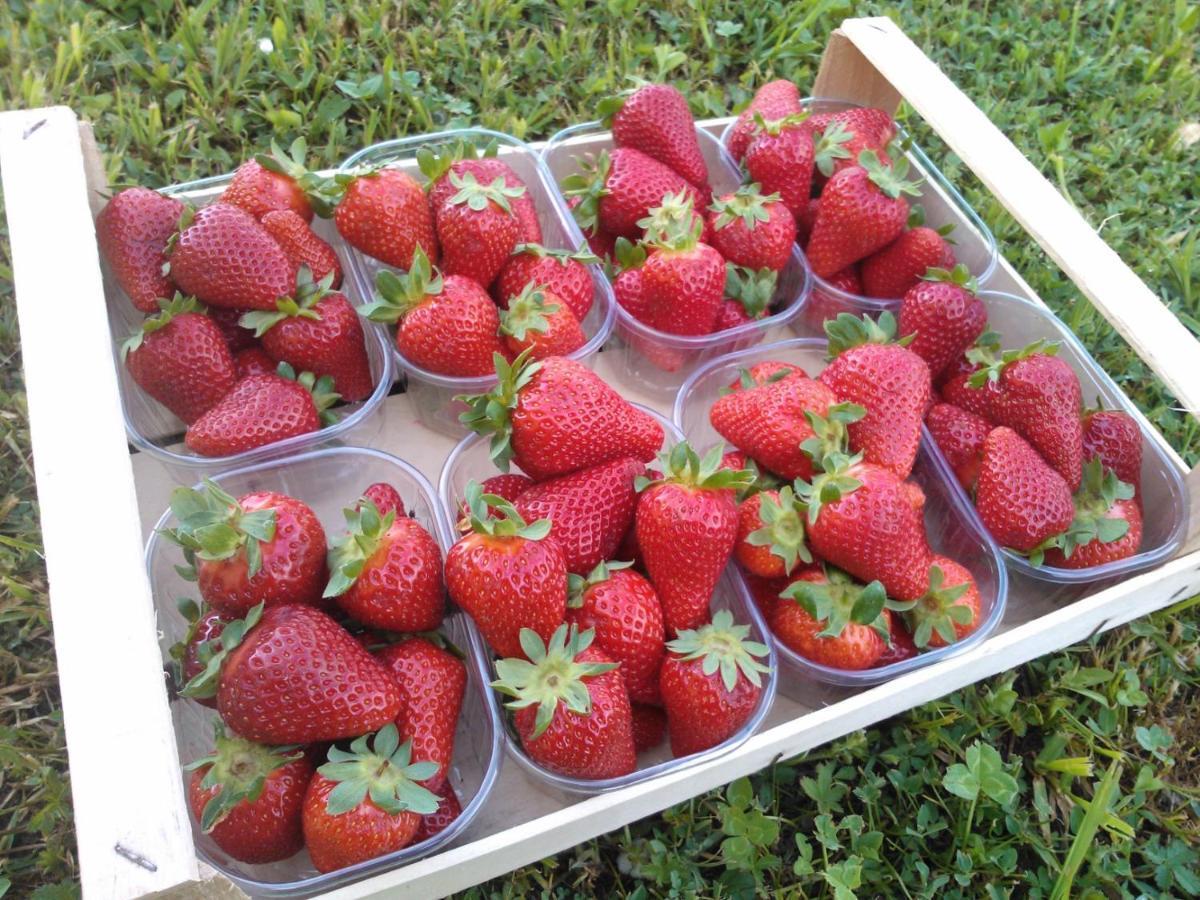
(0, 1, 1197, 897)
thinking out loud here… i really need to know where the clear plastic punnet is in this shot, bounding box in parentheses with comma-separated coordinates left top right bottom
(103, 172, 393, 476)
(673, 337, 1009, 687)
(540, 122, 813, 397)
(339, 129, 615, 436)
(436, 404, 778, 794)
(143, 447, 503, 896)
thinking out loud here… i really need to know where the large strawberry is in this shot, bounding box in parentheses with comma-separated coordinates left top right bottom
(707, 184, 797, 271)
(444, 484, 565, 659)
(820, 312, 932, 480)
(563, 147, 700, 239)
(734, 486, 813, 578)
(806, 151, 921, 279)
(333, 167, 439, 268)
(499, 284, 587, 360)
(600, 82, 708, 188)
(303, 725, 440, 873)
(165, 203, 296, 310)
(435, 171, 525, 286)
(186, 725, 311, 864)
(493, 243, 598, 321)
(725, 79, 802, 161)
(161, 483, 327, 616)
(184, 364, 339, 457)
(638, 194, 726, 335)
(121, 294, 236, 424)
(419, 140, 542, 244)
(459, 352, 664, 480)
(1043, 458, 1141, 568)
(492, 625, 636, 779)
(95, 186, 183, 312)
(376, 636, 466, 792)
(773, 566, 890, 670)
(566, 561, 665, 705)
(220, 138, 324, 222)
(744, 114, 816, 218)
(325, 498, 444, 632)
(240, 269, 373, 402)
(659, 609, 770, 757)
(974, 426, 1075, 556)
(896, 265, 986, 381)
(636, 443, 754, 635)
(860, 212, 956, 299)
(260, 209, 343, 288)
(898, 557, 980, 649)
(925, 402, 991, 490)
(1082, 407, 1142, 493)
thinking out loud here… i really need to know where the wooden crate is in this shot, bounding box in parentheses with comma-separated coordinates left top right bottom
(2, 16, 1197, 900)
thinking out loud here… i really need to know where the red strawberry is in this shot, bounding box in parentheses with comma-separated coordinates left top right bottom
(659, 610, 770, 756)
(1043, 458, 1141, 568)
(500, 284, 587, 360)
(260, 209, 343, 288)
(806, 151, 921, 279)
(734, 487, 813, 578)
(567, 561, 665, 705)
(220, 140, 318, 222)
(415, 782, 462, 841)
(360, 247, 505, 377)
(514, 457, 643, 575)
(709, 373, 838, 481)
(975, 426, 1075, 555)
(161, 484, 327, 617)
(121, 294, 236, 424)
(303, 724, 441, 872)
(494, 244, 598, 321)
(240, 271, 373, 402)
(820, 312, 932, 479)
(184, 365, 339, 457)
(564, 147, 700, 240)
(610, 239, 688, 371)
(861, 220, 956, 300)
(479, 474, 532, 504)
(420, 147, 542, 244)
(713, 299, 754, 332)
(325, 498, 444, 633)
(773, 566, 889, 670)
(165, 203, 296, 310)
(636, 443, 754, 635)
(824, 265, 863, 295)
(435, 172, 525, 286)
(796, 197, 820, 249)
(707, 184, 797, 272)
(186, 726, 311, 864)
(376, 637, 466, 792)
(170, 599, 229, 709)
(493, 625, 636, 779)
(208, 306, 258, 354)
(460, 352, 664, 481)
(361, 482, 405, 517)
(639, 194, 726, 336)
(234, 346, 277, 379)
(334, 167, 439, 268)
(725, 79, 801, 161)
(1082, 408, 1142, 494)
(744, 115, 816, 218)
(876, 610, 919, 665)
(444, 485, 565, 659)
(939, 333, 1002, 419)
(972, 341, 1084, 490)
(601, 83, 708, 188)
(95, 187, 183, 313)
(725, 360, 807, 392)
(744, 572, 788, 621)
(630, 703, 667, 753)
(901, 556, 980, 649)
(896, 265, 986, 381)
(925, 402, 991, 490)
(812, 108, 896, 181)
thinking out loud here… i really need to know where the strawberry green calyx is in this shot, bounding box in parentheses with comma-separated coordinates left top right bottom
(824, 310, 914, 357)
(1028, 458, 1134, 566)
(708, 183, 780, 232)
(858, 149, 922, 200)
(751, 110, 810, 137)
(359, 246, 442, 324)
(460, 479, 552, 541)
(747, 486, 813, 574)
(239, 267, 334, 337)
(795, 448, 866, 525)
(736, 457, 784, 502)
(446, 170, 526, 215)
(493, 625, 619, 738)
(499, 284, 559, 340)
(161, 481, 278, 577)
(510, 242, 601, 266)
(611, 237, 648, 274)
(275, 361, 341, 427)
(415, 137, 500, 185)
(665, 609, 771, 693)
(456, 349, 541, 471)
(323, 498, 398, 599)
(799, 402, 867, 466)
(893, 564, 973, 648)
(965, 338, 1059, 389)
(635, 441, 756, 493)
(183, 723, 303, 831)
(813, 121, 854, 177)
(318, 723, 440, 816)
(256, 137, 341, 218)
(724, 265, 777, 318)
(121, 293, 207, 360)
(562, 151, 613, 234)
(595, 93, 628, 128)
(566, 560, 634, 609)
(179, 602, 264, 699)
(779, 566, 891, 642)
(638, 191, 703, 251)
(921, 263, 978, 294)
